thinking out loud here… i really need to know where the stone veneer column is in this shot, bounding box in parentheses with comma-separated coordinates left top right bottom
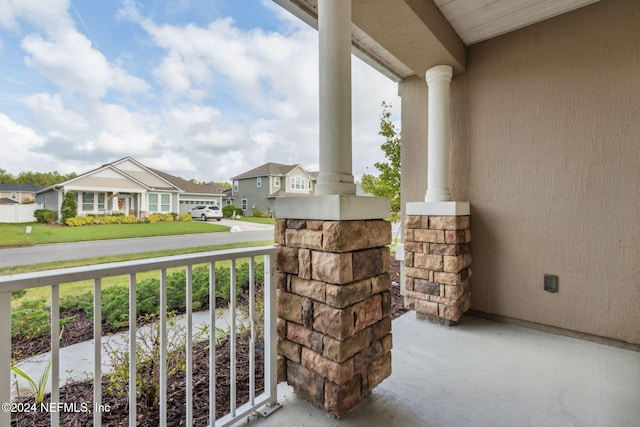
(403, 214, 471, 324)
(275, 218, 392, 418)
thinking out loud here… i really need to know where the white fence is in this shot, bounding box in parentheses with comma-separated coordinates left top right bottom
(0, 204, 42, 223)
(0, 246, 279, 426)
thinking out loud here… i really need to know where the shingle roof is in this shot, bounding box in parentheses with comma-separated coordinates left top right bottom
(149, 168, 226, 195)
(0, 197, 19, 205)
(231, 163, 298, 180)
(0, 184, 44, 192)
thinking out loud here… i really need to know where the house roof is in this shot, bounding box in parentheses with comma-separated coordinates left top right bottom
(35, 157, 223, 196)
(0, 184, 44, 192)
(150, 168, 226, 195)
(231, 163, 299, 180)
(0, 197, 19, 205)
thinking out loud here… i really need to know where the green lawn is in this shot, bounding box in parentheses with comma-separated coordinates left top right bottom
(4, 239, 274, 306)
(234, 217, 276, 225)
(0, 221, 229, 247)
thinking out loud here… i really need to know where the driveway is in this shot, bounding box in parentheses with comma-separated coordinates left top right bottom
(0, 220, 274, 269)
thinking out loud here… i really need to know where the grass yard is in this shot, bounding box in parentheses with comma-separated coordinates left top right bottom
(234, 217, 275, 225)
(0, 221, 229, 247)
(7, 240, 274, 307)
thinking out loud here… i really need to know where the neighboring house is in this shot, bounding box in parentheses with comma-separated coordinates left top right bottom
(230, 163, 316, 216)
(0, 197, 19, 205)
(0, 184, 43, 204)
(35, 157, 225, 218)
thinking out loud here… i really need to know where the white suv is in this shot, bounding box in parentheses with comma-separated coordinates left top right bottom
(190, 205, 223, 221)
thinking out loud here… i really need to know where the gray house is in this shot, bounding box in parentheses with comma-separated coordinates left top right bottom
(230, 163, 316, 217)
(36, 157, 226, 219)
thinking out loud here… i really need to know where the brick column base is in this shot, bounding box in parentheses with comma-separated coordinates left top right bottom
(275, 218, 392, 418)
(404, 215, 472, 325)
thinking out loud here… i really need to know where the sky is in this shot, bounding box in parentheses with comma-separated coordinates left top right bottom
(0, 0, 400, 184)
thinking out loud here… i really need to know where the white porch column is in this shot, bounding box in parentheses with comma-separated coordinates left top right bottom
(425, 65, 453, 202)
(315, 0, 356, 196)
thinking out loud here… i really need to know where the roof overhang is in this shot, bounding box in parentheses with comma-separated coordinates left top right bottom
(274, 0, 600, 80)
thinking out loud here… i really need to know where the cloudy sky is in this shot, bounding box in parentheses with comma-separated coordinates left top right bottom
(0, 0, 399, 183)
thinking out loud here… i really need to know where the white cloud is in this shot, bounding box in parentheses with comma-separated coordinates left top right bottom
(0, 113, 51, 174)
(1, 0, 399, 184)
(21, 30, 148, 99)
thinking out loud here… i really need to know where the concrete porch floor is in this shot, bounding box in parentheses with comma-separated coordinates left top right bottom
(242, 312, 640, 427)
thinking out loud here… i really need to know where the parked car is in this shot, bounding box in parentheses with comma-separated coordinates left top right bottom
(190, 205, 222, 221)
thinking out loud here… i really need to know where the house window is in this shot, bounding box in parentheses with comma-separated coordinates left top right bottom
(82, 192, 94, 211)
(161, 194, 170, 212)
(274, 177, 280, 187)
(97, 193, 106, 210)
(257, 177, 261, 187)
(148, 194, 158, 212)
(242, 199, 247, 210)
(233, 180, 238, 192)
(290, 176, 305, 190)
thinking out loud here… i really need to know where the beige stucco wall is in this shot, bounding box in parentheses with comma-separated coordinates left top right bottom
(454, 0, 639, 344)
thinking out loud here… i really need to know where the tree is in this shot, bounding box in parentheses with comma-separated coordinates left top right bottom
(60, 191, 77, 224)
(0, 170, 77, 186)
(361, 101, 401, 222)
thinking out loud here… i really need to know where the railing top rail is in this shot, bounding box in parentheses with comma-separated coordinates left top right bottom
(0, 245, 277, 292)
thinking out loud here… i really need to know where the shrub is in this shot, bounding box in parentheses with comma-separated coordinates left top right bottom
(252, 209, 269, 218)
(104, 312, 208, 409)
(178, 213, 191, 222)
(235, 208, 243, 216)
(65, 215, 96, 226)
(12, 299, 76, 341)
(34, 209, 57, 224)
(222, 205, 236, 218)
(60, 191, 77, 223)
(147, 213, 174, 223)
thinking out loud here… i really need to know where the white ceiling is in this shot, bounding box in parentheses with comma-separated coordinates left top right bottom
(432, 0, 601, 45)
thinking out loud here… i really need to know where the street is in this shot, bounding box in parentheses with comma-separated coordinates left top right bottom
(0, 219, 274, 269)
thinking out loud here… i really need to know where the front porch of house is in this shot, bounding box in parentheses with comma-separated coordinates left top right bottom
(247, 311, 640, 427)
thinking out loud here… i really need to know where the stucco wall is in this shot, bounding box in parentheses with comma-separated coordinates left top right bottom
(455, 0, 639, 344)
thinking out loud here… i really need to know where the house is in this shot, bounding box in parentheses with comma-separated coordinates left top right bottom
(0, 184, 43, 204)
(35, 157, 225, 218)
(230, 162, 316, 216)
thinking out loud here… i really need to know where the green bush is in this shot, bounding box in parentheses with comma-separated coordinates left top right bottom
(235, 208, 243, 216)
(12, 261, 266, 341)
(65, 214, 139, 226)
(147, 213, 174, 223)
(12, 299, 76, 341)
(34, 209, 57, 224)
(60, 191, 77, 224)
(222, 205, 236, 218)
(178, 213, 191, 222)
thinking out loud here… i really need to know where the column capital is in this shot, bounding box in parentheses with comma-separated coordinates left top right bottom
(426, 65, 453, 85)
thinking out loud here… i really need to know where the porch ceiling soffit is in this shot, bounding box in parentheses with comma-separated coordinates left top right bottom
(273, 0, 466, 80)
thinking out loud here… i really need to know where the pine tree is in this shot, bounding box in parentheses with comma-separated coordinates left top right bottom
(60, 191, 78, 224)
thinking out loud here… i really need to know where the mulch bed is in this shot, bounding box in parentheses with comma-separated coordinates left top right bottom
(12, 256, 407, 426)
(12, 336, 263, 426)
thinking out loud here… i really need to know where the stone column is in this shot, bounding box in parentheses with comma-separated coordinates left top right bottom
(275, 219, 392, 417)
(275, 0, 392, 417)
(425, 65, 453, 202)
(315, 0, 356, 196)
(403, 215, 471, 324)
(403, 64, 472, 324)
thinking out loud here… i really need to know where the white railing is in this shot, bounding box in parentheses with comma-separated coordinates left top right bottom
(0, 246, 279, 427)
